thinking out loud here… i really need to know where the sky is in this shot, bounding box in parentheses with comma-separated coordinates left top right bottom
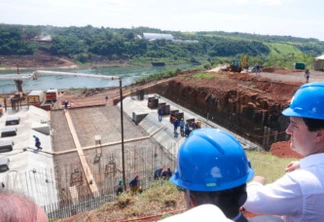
(1, 0, 323, 41)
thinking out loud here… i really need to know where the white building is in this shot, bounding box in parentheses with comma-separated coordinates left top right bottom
(142, 33, 174, 41)
(314, 55, 324, 71)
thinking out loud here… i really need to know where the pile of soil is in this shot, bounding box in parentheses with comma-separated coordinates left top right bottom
(270, 141, 303, 159)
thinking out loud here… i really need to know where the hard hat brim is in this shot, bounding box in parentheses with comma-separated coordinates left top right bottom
(282, 107, 299, 117)
(170, 168, 254, 192)
(282, 107, 324, 120)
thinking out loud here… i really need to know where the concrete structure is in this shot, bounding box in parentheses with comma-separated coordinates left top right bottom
(121, 94, 261, 154)
(0, 93, 260, 218)
(142, 33, 199, 44)
(143, 33, 174, 41)
(0, 106, 58, 208)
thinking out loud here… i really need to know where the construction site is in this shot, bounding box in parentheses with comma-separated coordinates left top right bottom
(0, 67, 323, 219)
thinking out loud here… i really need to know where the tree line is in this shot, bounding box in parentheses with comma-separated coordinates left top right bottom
(0, 24, 323, 67)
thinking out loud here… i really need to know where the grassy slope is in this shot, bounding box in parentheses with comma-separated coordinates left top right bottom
(196, 33, 307, 66)
(266, 43, 303, 57)
(57, 152, 297, 222)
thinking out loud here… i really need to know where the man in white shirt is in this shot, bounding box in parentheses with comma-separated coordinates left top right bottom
(244, 82, 324, 221)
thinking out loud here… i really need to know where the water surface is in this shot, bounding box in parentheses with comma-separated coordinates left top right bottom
(0, 65, 196, 93)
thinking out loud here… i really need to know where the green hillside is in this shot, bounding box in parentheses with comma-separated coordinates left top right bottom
(267, 43, 303, 56)
(1, 24, 323, 69)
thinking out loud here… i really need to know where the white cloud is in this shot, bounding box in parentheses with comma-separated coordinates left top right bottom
(236, 0, 296, 6)
(259, 0, 284, 6)
(0, 0, 323, 40)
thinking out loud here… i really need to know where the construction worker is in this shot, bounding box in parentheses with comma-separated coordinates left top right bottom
(166, 166, 172, 180)
(158, 107, 163, 121)
(173, 118, 179, 133)
(116, 179, 123, 196)
(304, 69, 310, 83)
(33, 135, 42, 151)
(129, 174, 139, 194)
(161, 170, 168, 180)
(167, 128, 283, 222)
(185, 122, 191, 137)
(179, 118, 185, 136)
(154, 167, 163, 180)
(64, 100, 68, 109)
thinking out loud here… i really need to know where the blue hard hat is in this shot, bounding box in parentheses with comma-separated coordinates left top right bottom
(282, 82, 324, 120)
(170, 128, 254, 192)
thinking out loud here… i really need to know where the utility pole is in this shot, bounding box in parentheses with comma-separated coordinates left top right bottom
(119, 79, 126, 191)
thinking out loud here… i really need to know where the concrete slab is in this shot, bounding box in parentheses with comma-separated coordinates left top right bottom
(120, 94, 262, 156)
(0, 106, 58, 208)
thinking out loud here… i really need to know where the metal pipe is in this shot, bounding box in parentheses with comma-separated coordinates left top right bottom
(34, 70, 120, 80)
(0, 74, 34, 80)
(0, 70, 121, 81)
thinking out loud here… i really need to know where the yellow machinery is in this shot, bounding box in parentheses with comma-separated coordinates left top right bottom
(241, 55, 248, 70)
(227, 60, 242, 72)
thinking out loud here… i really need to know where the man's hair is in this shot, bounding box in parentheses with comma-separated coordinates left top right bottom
(303, 117, 324, 132)
(189, 184, 247, 218)
(0, 191, 41, 222)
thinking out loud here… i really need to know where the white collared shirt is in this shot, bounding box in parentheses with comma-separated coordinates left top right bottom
(159, 204, 233, 222)
(244, 153, 324, 222)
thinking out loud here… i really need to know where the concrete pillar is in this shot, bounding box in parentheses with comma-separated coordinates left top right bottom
(266, 127, 271, 150)
(235, 101, 240, 114)
(263, 126, 267, 147)
(274, 130, 278, 143)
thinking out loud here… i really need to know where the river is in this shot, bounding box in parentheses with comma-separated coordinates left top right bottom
(0, 64, 196, 93)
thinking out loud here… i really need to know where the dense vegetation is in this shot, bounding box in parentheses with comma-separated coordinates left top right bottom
(0, 24, 323, 69)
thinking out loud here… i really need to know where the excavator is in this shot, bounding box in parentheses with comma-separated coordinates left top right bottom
(226, 55, 248, 73)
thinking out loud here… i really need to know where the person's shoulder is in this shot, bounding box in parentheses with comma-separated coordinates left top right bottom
(159, 204, 233, 222)
(249, 215, 284, 222)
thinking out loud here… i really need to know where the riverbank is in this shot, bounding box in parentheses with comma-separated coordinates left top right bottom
(0, 54, 136, 71)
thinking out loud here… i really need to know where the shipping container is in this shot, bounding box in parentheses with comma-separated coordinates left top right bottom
(46, 88, 58, 102)
(28, 90, 45, 105)
(295, 62, 306, 70)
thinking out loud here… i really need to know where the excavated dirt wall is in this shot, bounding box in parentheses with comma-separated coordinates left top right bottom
(146, 72, 301, 150)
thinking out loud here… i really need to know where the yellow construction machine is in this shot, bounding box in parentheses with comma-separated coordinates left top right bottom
(226, 55, 248, 73)
(227, 60, 242, 72)
(241, 55, 248, 70)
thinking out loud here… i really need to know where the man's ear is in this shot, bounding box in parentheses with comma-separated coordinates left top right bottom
(314, 129, 324, 143)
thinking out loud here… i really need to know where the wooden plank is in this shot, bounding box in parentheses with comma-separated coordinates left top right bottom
(69, 185, 79, 204)
(65, 110, 99, 195)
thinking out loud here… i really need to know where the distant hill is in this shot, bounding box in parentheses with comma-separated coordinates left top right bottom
(0, 24, 322, 69)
